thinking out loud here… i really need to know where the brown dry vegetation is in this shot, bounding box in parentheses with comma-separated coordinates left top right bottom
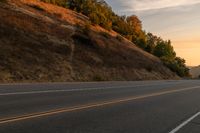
(0, 0, 178, 83)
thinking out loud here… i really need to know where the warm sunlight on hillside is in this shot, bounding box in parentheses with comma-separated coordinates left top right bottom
(0, 0, 180, 82)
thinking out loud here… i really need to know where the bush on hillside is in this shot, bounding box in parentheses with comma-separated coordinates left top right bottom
(161, 57, 189, 77)
(72, 23, 93, 47)
(100, 32, 110, 39)
(29, 4, 45, 11)
(116, 35, 123, 42)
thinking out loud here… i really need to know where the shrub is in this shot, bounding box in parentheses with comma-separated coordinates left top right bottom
(75, 23, 91, 35)
(72, 33, 92, 46)
(146, 66, 153, 72)
(29, 4, 45, 11)
(83, 22, 91, 34)
(116, 35, 123, 42)
(53, 13, 62, 18)
(72, 24, 93, 47)
(93, 74, 105, 81)
(161, 57, 189, 77)
(100, 32, 110, 39)
(153, 40, 176, 59)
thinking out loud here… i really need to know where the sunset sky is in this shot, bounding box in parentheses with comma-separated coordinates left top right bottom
(105, 0, 200, 66)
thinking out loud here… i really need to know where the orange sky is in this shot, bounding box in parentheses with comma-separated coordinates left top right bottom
(173, 42, 200, 66)
(158, 23, 200, 66)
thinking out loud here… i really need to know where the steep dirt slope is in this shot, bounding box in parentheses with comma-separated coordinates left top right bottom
(0, 0, 178, 82)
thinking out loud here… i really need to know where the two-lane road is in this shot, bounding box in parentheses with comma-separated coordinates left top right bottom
(0, 80, 200, 133)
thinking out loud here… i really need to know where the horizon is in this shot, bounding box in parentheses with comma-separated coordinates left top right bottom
(105, 0, 200, 66)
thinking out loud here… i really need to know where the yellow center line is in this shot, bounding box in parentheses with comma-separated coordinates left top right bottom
(0, 86, 200, 125)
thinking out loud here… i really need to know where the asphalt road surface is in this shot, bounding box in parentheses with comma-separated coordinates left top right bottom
(0, 80, 200, 133)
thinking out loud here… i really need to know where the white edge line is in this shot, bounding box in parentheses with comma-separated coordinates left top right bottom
(0, 84, 152, 96)
(169, 111, 200, 133)
(0, 80, 175, 86)
(0, 82, 184, 96)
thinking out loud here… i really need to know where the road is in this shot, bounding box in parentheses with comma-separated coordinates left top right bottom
(0, 80, 200, 133)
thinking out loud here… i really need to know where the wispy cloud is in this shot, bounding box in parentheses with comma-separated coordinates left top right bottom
(106, 0, 200, 12)
(132, 0, 200, 11)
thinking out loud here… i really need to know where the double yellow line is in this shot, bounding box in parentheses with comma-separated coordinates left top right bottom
(0, 86, 200, 124)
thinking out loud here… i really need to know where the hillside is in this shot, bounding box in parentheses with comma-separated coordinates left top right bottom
(0, 0, 178, 83)
(190, 66, 200, 78)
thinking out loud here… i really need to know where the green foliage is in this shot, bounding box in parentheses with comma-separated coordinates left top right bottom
(111, 14, 148, 49)
(161, 57, 189, 77)
(153, 40, 176, 59)
(41, 0, 146, 46)
(145, 33, 158, 53)
(132, 31, 147, 49)
(112, 16, 132, 36)
(145, 32, 189, 77)
(67, 0, 113, 30)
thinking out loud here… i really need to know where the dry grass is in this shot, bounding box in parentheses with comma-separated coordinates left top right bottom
(0, 0, 178, 83)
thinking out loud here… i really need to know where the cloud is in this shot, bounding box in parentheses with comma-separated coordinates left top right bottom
(105, 0, 200, 12)
(132, 0, 200, 11)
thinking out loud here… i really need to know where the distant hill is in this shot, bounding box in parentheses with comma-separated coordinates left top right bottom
(190, 66, 200, 78)
(0, 0, 178, 83)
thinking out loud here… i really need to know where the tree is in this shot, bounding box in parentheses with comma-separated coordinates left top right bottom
(132, 31, 147, 49)
(153, 40, 176, 59)
(126, 15, 142, 35)
(112, 15, 133, 36)
(161, 57, 189, 77)
(145, 33, 161, 53)
(126, 15, 147, 49)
